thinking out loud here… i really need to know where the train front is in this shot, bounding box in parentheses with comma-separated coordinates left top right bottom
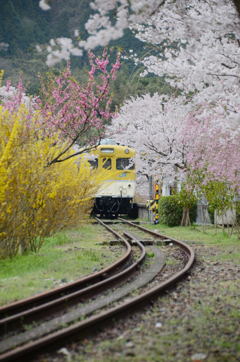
(93, 143, 138, 218)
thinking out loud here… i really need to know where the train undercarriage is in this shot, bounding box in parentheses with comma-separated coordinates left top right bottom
(93, 197, 138, 219)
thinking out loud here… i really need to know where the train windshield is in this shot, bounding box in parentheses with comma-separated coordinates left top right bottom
(103, 158, 112, 169)
(116, 158, 135, 170)
(88, 158, 98, 169)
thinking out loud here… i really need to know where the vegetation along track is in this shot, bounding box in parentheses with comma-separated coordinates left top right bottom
(0, 218, 195, 362)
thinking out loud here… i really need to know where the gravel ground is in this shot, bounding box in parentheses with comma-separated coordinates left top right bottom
(38, 239, 240, 362)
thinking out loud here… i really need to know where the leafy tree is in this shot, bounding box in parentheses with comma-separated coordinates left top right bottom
(203, 181, 235, 227)
(0, 104, 104, 258)
(175, 184, 197, 226)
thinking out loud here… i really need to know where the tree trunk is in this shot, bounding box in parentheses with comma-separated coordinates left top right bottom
(181, 207, 191, 226)
(201, 204, 206, 232)
(19, 238, 28, 255)
(233, 0, 240, 17)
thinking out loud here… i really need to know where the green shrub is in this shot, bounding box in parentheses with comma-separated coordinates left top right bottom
(158, 196, 197, 226)
(236, 201, 240, 224)
(208, 208, 215, 224)
(189, 203, 197, 224)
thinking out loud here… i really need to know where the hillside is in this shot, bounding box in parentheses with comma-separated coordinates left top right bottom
(0, 0, 145, 95)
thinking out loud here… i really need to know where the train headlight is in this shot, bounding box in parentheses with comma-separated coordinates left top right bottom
(124, 149, 130, 154)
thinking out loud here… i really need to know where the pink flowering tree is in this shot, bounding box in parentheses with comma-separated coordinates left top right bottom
(182, 101, 240, 191)
(38, 50, 121, 165)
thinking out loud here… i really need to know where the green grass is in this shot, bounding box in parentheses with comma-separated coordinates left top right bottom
(145, 222, 240, 246)
(143, 223, 240, 269)
(0, 223, 121, 306)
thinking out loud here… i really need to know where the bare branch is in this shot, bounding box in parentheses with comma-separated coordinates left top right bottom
(207, 72, 240, 79)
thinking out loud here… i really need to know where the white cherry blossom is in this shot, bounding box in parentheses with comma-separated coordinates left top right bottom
(132, 0, 240, 95)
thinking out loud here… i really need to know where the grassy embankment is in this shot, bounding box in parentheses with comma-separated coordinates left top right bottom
(0, 223, 121, 306)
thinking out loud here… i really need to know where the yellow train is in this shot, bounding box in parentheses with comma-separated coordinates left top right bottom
(82, 140, 138, 218)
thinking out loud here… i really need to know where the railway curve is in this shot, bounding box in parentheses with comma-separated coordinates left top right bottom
(0, 218, 195, 362)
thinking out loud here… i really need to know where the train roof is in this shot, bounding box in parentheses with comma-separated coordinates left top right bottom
(74, 141, 135, 158)
(92, 143, 136, 157)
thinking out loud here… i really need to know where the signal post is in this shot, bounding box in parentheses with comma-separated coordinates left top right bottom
(146, 182, 160, 224)
(153, 183, 160, 224)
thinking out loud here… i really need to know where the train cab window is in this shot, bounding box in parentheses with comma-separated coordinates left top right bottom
(88, 158, 98, 169)
(102, 158, 112, 169)
(116, 158, 135, 170)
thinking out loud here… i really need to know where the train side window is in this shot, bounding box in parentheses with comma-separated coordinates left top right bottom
(116, 158, 135, 170)
(88, 158, 98, 169)
(102, 158, 112, 169)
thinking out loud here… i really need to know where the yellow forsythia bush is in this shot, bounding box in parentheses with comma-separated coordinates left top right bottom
(0, 105, 103, 258)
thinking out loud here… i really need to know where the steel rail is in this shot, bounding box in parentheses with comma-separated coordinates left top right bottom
(0, 221, 146, 333)
(118, 217, 195, 258)
(0, 219, 195, 362)
(0, 224, 131, 319)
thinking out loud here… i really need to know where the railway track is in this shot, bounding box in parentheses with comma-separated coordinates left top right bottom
(0, 218, 195, 361)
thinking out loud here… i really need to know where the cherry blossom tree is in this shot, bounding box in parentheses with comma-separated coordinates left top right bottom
(38, 0, 240, 72)
(39, 0, 163, 65)
(130, 0, 240, 102)
(108, 93, 240, 190)
(116, 0, 240, 194)
(183, 102, 240, 190)
(107, 93, 190, 183)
